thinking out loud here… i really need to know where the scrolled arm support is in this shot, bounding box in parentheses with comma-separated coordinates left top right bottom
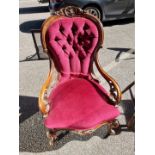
(38, 60, 53, 115)
(95, 49, 122, 105)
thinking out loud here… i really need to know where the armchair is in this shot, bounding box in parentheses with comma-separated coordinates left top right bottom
(39, 6, 122, 145)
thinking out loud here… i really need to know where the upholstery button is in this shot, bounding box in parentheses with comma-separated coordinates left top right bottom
(71, 23, 78, 35)
(69, 54, 72, 59)
(62, 45, 66, 51)
(72, 44, 76, 51)
(83, 23, 89, 30)
(55, 37, 60, 41)
(90, 32, 95, 38)
(67, 35, 72, 45)
(59, 25, 64, 33)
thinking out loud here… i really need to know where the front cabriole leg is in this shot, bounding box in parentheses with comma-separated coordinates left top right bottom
(46, 129, 57, 146)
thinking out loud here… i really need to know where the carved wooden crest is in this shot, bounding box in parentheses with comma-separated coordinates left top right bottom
(55, 6, 86, 17)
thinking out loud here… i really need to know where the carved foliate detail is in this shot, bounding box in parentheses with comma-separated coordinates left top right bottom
(55, 6, 86, 17)
(109, 81, 118, 104)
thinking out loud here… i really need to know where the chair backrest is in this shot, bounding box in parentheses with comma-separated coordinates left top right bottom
(41, 6, 104, 81)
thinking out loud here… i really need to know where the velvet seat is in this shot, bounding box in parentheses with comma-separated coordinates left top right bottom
(45, 78, 120, 130)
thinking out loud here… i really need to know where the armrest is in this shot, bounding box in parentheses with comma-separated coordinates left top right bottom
(38, 60, 53, 115)
(94, 50, 122, 105)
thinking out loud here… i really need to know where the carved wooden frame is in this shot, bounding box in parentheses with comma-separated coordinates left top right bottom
(39, 6, 122, 145)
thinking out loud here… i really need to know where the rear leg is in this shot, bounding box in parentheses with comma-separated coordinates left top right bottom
(108, 119, 120, 135)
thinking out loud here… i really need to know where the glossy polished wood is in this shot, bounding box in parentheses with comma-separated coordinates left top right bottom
(95, 50, 122, 104)
(38, 60, 54, 115)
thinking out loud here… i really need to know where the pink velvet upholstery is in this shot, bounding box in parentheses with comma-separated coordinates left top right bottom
(45, 78, 120, 130)
(44, 17, 120, 130)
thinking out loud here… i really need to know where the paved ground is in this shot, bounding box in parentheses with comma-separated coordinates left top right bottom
(19, 0, 135, 154)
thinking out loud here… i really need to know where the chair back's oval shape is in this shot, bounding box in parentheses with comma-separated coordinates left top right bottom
(46, 17, 98, 78)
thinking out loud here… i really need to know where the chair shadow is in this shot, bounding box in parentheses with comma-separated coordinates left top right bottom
(19, 53, 48, 62)
(19, 95, 39, 124)
(19, 121, 114, 152)
(19, 99, 134, 153)
(103, 18, 134, 27)
(107, 47, 135, 62)
(19, 6, 49, 14)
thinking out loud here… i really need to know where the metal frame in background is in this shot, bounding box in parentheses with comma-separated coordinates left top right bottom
(122, 81, 135, 130)
(26, 29, 48, 61)
(31, 29, 41, 60)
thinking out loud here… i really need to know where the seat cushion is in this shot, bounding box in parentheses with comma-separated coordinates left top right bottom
(44, 78, 120, 130)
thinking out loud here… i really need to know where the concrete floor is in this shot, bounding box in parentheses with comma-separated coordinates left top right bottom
(19, 0, 135, 154)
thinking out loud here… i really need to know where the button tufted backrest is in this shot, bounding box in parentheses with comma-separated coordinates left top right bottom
(46, 17, 99, 81)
